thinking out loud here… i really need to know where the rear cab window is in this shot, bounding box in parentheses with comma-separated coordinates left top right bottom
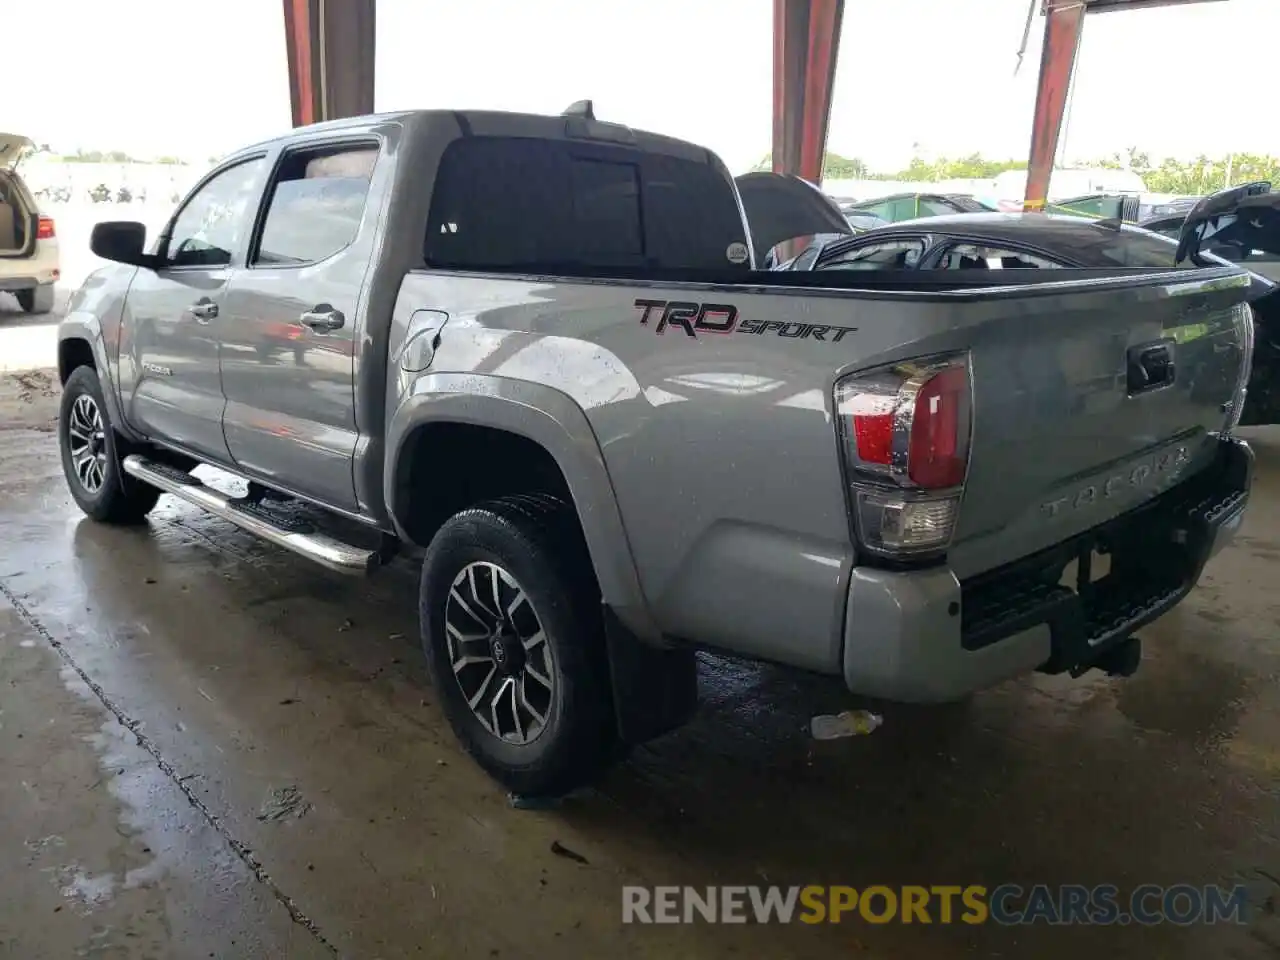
(422, 136, 750, 274)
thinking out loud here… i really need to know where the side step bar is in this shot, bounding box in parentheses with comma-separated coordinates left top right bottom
(122, 455, 377, 575)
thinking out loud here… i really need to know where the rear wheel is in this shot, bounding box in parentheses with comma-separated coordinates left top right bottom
(59, 366, 161, 523)
(16, 284, 54, 315)
(419, 495, 617, 797)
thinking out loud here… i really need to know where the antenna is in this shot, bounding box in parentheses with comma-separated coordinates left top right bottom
(561, 100, 596, 121)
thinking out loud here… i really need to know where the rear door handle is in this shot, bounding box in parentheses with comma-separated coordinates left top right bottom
(189, 299, 218, 323)
(300, 306, 344, 333)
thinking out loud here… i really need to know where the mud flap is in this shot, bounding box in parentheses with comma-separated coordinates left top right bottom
(602, 607, 698, 744)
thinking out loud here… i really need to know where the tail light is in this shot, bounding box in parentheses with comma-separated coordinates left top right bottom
(1226, 303, 1254, 432)
(36, 216, 56, 240)
(835, 354, 971, 559)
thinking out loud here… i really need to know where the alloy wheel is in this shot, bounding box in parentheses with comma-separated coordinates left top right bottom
(444, 561, 555, 745)
(67, 394, 109, 494)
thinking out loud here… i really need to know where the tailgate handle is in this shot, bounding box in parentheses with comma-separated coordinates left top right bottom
(1127, 340, 1176, 395)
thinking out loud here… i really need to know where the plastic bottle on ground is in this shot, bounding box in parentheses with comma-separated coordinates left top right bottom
(810, 709, 883, 740)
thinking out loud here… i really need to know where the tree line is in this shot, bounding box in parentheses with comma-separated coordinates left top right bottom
(24, 145, 212, 165)
(755, 148, 1280, 195)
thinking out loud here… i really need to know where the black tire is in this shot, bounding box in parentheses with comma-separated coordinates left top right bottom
(59, 366, 161, 524)
(419, 495, 617, 797)
(16, 284, 55, 315)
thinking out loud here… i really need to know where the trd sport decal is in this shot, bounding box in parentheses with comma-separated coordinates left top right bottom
(634, 299, 855, 342)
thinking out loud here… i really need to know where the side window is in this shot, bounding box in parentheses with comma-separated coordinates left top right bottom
(916, 199, 955, 218)
(820, 239, 925, 271)
(422, 137, 749, 273)
(855, 200, 895, 221)
(935, 243, 1062, 270)
(164, 159, 264, 268)
(253, 144, 378, 266)
(885, 197, 920, 221)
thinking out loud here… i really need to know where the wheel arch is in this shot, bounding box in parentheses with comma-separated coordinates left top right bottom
(57, 314, 138, 441)
(386, 373, 659, 642)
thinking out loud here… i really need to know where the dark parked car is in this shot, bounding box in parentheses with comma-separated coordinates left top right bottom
(842, 192, 994, 222)
(781, 211, 1280, 425)
(769, 211, 890, 269)
(1139, 213, 1280, 283)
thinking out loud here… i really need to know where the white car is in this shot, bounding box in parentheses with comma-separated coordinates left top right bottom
(0, 133, 60, 314)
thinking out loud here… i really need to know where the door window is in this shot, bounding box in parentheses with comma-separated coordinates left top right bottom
(164, 159, 265, 268)
(853, 198, 918, 222)
(253, 144, 378, 266)
(916, 198, 957, 218)
(934, 243, 1062, 270)
(820, 239, 925, 270)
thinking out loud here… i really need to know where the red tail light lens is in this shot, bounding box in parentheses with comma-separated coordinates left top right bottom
(907, 366, 967, 488)
(853, 410, 894, 466)
(838, 356, 971, 489)
(835, 355, 971, 558)
(37, 216, 55, 240)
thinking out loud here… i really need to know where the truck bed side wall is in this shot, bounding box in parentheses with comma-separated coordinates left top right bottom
(384, 269, 1249, 677)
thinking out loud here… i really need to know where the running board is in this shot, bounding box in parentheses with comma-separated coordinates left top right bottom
(122, 455, 377, 575)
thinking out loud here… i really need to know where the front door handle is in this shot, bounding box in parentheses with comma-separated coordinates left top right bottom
(300, 306, 344, 333)
(189, 300, 218, 323)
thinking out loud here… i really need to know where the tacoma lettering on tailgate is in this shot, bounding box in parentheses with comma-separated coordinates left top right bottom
(1040, 446, 1191, 518)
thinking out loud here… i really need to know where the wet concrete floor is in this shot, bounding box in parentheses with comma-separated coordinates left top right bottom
(1, 352, 1279, 958)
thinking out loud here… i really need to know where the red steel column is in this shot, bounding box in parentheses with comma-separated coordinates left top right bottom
(284, 0, 376, 127)
(773, 0, 845, 184)
(1024, 1, 1086, 210)
(283, 0, 319, 127)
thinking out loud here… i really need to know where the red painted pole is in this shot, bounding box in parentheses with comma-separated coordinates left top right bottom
(1024, 1, 1086, 211)
(283, 0, 375, 128)
(772, 0, 845, 183)
(772, 0, 791, 174)
(283, 0, 318, 127)
(798, 0, 844, 186)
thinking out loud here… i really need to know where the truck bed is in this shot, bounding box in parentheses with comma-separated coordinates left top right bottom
(393, 262, 1252, 675)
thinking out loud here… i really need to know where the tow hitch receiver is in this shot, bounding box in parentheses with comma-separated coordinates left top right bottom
(1080, 635, 1142, 679)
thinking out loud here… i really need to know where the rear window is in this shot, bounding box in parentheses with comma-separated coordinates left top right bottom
(1045, 226, 1185, 268)
(423, 136, 750, 274)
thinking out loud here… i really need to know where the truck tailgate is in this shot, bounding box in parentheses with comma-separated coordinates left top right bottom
(946, 272, 1252, 579)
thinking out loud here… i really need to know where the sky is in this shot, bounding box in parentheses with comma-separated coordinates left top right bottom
(5, 0, 1279, 173)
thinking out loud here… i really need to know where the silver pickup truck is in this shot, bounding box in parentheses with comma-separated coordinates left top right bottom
(57, 106, 1255, 796)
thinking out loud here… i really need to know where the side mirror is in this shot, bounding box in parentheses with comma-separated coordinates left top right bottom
(90, 221, 158, 268)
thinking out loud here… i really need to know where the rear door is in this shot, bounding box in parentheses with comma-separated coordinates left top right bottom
(217, 138, 380, 512)
(123, 157, 266, 461)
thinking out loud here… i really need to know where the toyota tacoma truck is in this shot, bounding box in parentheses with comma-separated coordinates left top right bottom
(57, 105, 1255, 796)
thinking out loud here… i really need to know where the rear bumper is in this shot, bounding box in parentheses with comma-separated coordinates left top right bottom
(0, 276, 49, 292)
(841, 435, 1252, 702)
(0, 239, 60, 288)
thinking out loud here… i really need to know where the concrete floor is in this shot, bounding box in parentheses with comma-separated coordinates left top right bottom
(2, 297, 1279, 958)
